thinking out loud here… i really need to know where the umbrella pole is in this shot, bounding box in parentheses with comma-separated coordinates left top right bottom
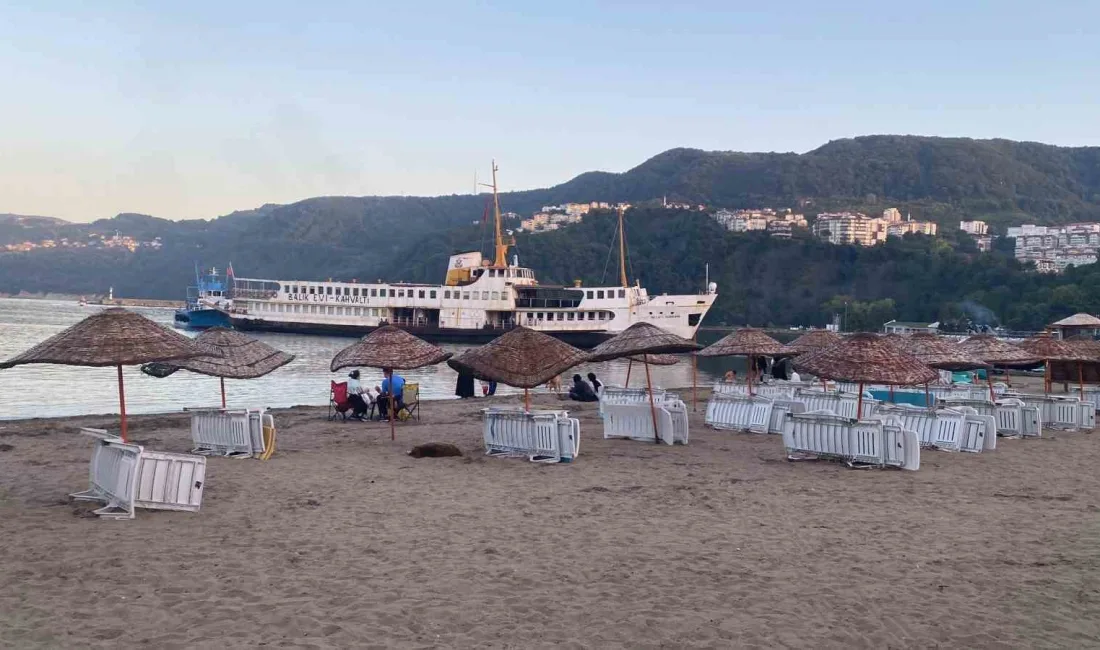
(857, 381, 864, 420)
(747, 354, 754, 396)
(389, 394, 395, 441)
(524, 388, 530, 412)
(644, 354, 660, 444)
(988, 371, 996, 403)
(625, 358, 632, 387)
(692, 353, 698, 412)
(117, 364, 128, 442)
(1045, 361, 1051, 394)
(1079, 362, 1085, 399)
(220, 377, 226, 408)
(924, 383, 930, 409)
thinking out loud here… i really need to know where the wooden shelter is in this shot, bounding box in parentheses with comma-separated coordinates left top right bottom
(1018, 334, 1095, 394)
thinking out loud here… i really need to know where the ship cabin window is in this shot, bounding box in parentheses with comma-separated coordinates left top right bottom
(567, 313, 575, 321)
(462, 292, 470, 300)
(278, 304, 285, 313)
(326, 287, 332, 295)
(444, 290, 451, 299)
(598, 312, 607, 320)
(556, 312, 564, 321)
(370, 288, 377, 297)
(586, 291, 594, 299)
(536, 312, 544, 320)
(482, 291, 489, 300)
(380, 289, 387, 297)
(294, 305, 302, 313)
(309, 287, 315, 295)
(310, 305, 318, 314)
(588, 312, 595, 320)
(430, 290, 436, 299)
(618, 289, 626, 298)
(491, 291, 500, 300)
(419, 290, 425, 299)
(597, 290, 605, 299)
(342, 288, 348, 296)
(327, 306, 334, 315)
(351, 288, 358, 297)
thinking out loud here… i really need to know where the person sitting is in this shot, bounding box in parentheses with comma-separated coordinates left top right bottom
(376, 368, 406, 419)
(724, 370, 737, 383)
(346, 370, 373, 420)
(587, 372, 602, 394)
(567, 374, 599, 402)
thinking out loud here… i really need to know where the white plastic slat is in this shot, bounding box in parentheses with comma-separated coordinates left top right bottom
(133, 451, 206, 512)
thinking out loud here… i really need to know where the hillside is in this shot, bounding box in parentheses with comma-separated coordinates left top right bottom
(3, 135, 1100, 328)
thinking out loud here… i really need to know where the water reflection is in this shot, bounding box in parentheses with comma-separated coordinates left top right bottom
(0, 299, 790, 420)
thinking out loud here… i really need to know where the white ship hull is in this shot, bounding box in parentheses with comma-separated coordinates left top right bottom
(228, 258, 716, 347)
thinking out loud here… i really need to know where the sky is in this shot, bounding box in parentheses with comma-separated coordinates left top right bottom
(1, 1, 1098, 222)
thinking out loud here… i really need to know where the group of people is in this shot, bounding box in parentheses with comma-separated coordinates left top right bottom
(567, 372, 601, 402)
(345, 368, 406, 420)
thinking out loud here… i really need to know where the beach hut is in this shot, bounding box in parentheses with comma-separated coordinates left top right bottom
(793, 332, 939, 415)
(331, 325, 452, 440)
(1017, 334, 1094, 394)
(587, 323, 702, 439)
(1050, 313, 1100, 340)
(0, 308, 213, 441)
(697, 328, 786, 395)
(141, 327, 295, 407)
(446, 327, 589, 411)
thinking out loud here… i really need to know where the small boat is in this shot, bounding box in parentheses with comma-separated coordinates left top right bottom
(174, 265, 233, 330)
(78, 296, 87, 307)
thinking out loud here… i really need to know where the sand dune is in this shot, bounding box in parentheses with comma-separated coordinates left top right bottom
(2, 388, 1099, 648)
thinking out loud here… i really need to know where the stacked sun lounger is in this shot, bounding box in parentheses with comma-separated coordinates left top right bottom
(187, 407, 275, 459)
(780, 411, 921, 470)
(72, 428, 207, 520)
(874, 404, 997, 452)
(482, 408, 580, 463)
(1002, 393, 1095, 431)
(938, 397, 1042, 437)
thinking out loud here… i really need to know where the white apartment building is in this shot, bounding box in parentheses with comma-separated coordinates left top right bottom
(960, 220, 988, 235)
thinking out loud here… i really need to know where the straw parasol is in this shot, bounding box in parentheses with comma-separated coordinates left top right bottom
(331, 325, 453, 440)
(0, 308, 213, 441)
(793, 333, 939, 415)
(1018, 333, 1095, 394)
(141, 327, 295, 407)
(958, 335, 1040, 366)
(900, 332, 992, 400)
(447, 327, 589, 411)
(779, 329, 842, 356)
(697, 328, 785, 395)
(587, 323, 701, 442)
(627, 353, 679, 365)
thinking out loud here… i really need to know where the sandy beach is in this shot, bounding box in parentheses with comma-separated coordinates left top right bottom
(2, 384, 1099, 649)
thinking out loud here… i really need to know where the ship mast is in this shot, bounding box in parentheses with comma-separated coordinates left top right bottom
(618, 206, 628, 287)
(479, 160, 512, 267)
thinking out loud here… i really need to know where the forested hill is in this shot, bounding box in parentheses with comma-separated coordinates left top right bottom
(4, 135, 1100, 329)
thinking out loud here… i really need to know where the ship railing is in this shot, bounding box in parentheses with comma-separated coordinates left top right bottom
(233, 289, 278, 300)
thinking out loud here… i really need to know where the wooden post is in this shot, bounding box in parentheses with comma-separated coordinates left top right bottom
(644, 354, 661, 444)
(1079, 362, 1085, 399)
(117, 364, 128, 442)
(1044, 361, 1051, 394)
(987, 371, 996, 403)
(747, 354, 754, 396)
(220, 377, 227, 408)
(389, 393, 395, 441)
(691, 353, 698, 412)
(625, 358, 633, 387)
(923, 382, 930, 409)
(524, 388, 530, 412)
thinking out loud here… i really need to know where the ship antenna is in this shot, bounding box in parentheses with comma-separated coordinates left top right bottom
(618, 206, 629, 287)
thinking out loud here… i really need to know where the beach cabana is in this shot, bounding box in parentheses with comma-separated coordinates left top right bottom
(141, 327, 295, 407)
(1050, 313, 1100, 340)
(1018, 334, 1094, 395)
(793, 332, 939, 415)
(697, 328, 786, 395)
(331, 325, 452, 440)
(447, 326, 590, 411)
(587, 323, 702, 440)
(0, 308, 213, 441)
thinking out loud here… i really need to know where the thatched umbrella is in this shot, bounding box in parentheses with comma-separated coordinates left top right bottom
(780, 329, 842, 356)
(447, 327, 589, 411)
(0, 308, 213, 441)
(697, 328, 785, 395)
(793, 333, 939, 416)
(899, 332, 992, 400)
(141, 327, 295, 407)
(331, 325, 453, 440)
(1018, 333, 1095, 394)
(588, 323, 702, 442)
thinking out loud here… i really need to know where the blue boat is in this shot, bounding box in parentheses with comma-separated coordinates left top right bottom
(174, 264, 233, 330)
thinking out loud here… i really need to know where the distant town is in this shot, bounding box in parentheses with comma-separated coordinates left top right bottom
(2, 231, 162, 253)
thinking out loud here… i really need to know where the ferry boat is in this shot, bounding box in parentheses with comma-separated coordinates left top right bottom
(225, 163, 717, 346)
(174, 265, 233, 330)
